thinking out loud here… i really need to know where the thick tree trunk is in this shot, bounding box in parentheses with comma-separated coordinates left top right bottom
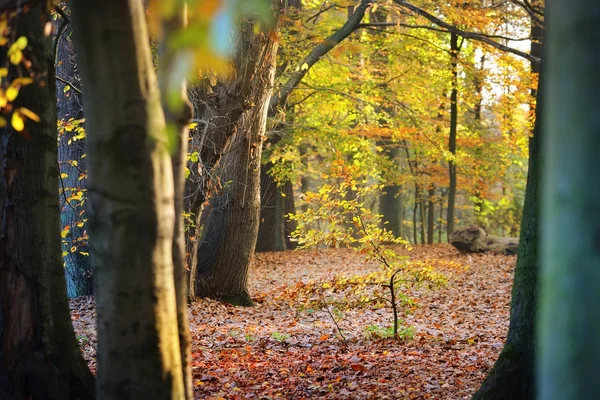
(54, 12, 91, 297)
(539, 2, 600, 398)
(447, 32, 459, 238)
(158, 6, 193, 399)
(70, 1, 184, 398)
(0, 4, 94, 399)
(190, 22, 279, 305)
(380, 184, 403, 238)
(473, 11, 543, 398)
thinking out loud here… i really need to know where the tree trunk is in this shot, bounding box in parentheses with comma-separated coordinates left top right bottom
(427, 187, 435, 244)
(190, 22, 279, 305)
(282, 180, 298, 249)
(419, 197, 426, 245)
(0, 4, 94, 399)
(158, 5, 193, 399)
(54, 11, 92, 297)
(539, 2, 600, 398)
(380, 184, 403, 238)
(447, 32, 459, 238)
(472, 9, 543, 398)
(70, 1, 184, 398)
(256, 165, 287, 252)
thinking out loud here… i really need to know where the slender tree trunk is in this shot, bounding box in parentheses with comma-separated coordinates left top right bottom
(473, 8, 543, 398)
(282, 180, 298, 249)
(447, 32, 459, 238)
(0, 4, 94, 399)
(412, 185, 419, 244)
(419, 197, 426, 245)
(54, 11, 92, 298)
(539, 2, 600, 397)
(191, 21, 279, 305)
(158, 5, 193, 399)
(427, 187, 435, 244)
(70, 1, 184, 398)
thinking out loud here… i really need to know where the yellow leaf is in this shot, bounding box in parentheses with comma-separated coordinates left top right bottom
(63, 85, 70, 92)
(0, 68, 7, 77)
(79, 251, 89, 256)
(6, 85, 18, 101)
(14, 36, 27, 50)
(70, 246, 76, 253)
(8, 49, 21, 65)
(11, 112, 24, 131)
(188, 122, 198, 129)
(60, 173, 68, 178)
(301, 63, 309, 71)
(17, 107, 40, 122)
(71, 160, 78, 167)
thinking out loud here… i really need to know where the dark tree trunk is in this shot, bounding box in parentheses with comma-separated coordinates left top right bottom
(71, 1, 185, 397)
(447, 32, 459, 238)
(379, 144, 403, 238)
(427, 187, 435, 244)
(54, 11, 91, 297)
(379, 183, 403, 238)
(538, 1, 600, 397)
(256, 164, 287, 252)
(282, 180, 298, 249)
(190, 22, 279, 306)
(473, 9, 543, 398)
(419, 197, 426, 245)
(0, 4, 94, 399)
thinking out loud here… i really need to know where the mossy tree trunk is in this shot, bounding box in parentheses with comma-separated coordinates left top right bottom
(538, 1, 600, 398)
(0, 4, 94, 399)
(472, 8, 543, 398)
(70, 1, 184, 398)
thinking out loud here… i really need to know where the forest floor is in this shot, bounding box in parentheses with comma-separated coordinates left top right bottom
(70, 244, 515, 399)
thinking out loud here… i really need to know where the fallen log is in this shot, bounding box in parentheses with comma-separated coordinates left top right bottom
(449, 226, 519, 255)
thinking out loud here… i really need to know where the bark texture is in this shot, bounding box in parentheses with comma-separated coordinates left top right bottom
(189, 22, 279, 305)
(54, 10, 91, 298)
(538, 2, 600, 398)
(446, 32, 459, 238)
(158, 6, 193, 399)
(70, 1, 184, 398)
(472, 12, 543, 397)
(0, 4, 94, 399)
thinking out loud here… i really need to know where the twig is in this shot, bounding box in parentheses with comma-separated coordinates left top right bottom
(322, 296, 347, 343)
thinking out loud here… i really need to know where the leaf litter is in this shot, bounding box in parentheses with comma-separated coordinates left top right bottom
(70, 244, 515, 399)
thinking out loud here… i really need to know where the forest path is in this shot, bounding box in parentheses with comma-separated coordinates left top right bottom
(70, 244, 514, 399)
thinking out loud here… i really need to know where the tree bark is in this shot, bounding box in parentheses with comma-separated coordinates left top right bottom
(0, 4, 94, 399)
(70, 1, 184, 398)
(158, 4, 193, 399)
(446, 32, 459, 238)
(538, 2, 600, 398)
(256, 164, 287, 252)
(427, 187, 435, 244)
(472, 8, 543, 397)
(190, 21, 279, 305)
(54, 11, 91, 298)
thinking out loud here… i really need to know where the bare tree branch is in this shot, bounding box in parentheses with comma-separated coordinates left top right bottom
(269, 0, 374, 114)
(393, 0, 541, 65)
